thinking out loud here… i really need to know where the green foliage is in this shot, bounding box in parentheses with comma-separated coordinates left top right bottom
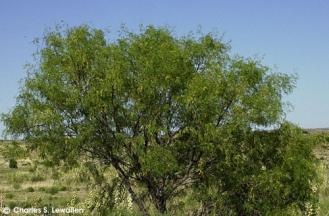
(1, 24, 317, 215)
(39, 187, 46, 191)
(12, 182, 21, 190)
(1, 141, 27, 162)
(5, 193, 14, 199)
(8, 201, 16, 209)
(192, 123, 319, 215)
(26, 186, 35, 192)
(9, 158, 18, 168)
(141, 146, 179, 177)
(59, 185, 68, 191)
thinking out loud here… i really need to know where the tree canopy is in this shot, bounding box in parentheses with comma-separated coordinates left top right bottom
(2, 25, 318, 215)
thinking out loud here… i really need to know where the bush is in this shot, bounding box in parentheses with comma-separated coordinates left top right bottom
(26, 187, 34, 192)
(39, 187, 46, 191)
(12, 183, 21, 190)
(9, 158, 17, 168)
(192, 124, 319, 215)
(59, 186, 68, 191)
(5, 193, 14, 199)
(28, 165, 37, 173)
(8, 201, 16, 209)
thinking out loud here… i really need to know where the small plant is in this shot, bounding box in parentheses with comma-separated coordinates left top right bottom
(5, 193, 14, 199)
(39, 187, 46, 191)
(9, 158, 18, 168)
(12, 183, 21, 190)
(59, 186, 68, 191)
(26, 187, 34, 192)
(28, 165, 37, 172)
(8, 201, 16, 209)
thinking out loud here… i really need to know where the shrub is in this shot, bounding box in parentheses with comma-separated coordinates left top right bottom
(5, 193, 14, 199)
(28, 165, 37, 172)
(8, 201, 16, 209)
(39, 187, 46, 191)
(192, 124, 319, 215)
(12, 183, 21, 190)
(26, 187, 34, 192)
(59, 186, 68, 191)
(9, 158, 17, 168)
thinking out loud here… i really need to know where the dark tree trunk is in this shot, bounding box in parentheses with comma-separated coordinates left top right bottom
(155, 196, 167, 214)
(112, 162, 150, 216)
(124, 179, 150, 216)
(128, 188, 149, 216)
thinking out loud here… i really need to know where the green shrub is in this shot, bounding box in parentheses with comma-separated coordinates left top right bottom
(8, 201, 16, 209)
(5, 193, 14, 199)
(12, 183, 21, 190)
(59, 186, 68, 191)
(39, 187, 46, 191)
(192, 124, 319, 215)
(0, 24, 320, 216)
(26, 187, 34, 192)
(9, 158, 17, 168)
(28, 166, 37, 172)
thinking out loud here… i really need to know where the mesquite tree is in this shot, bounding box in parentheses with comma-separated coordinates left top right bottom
(2, 25, 318, 215)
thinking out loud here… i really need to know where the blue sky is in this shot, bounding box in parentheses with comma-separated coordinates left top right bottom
(0, 0, 329, 135)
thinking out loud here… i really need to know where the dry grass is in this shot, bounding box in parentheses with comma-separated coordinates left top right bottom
(0, 141, 87, 210)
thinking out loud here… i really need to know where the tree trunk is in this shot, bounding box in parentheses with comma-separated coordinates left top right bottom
(113, 162, 150, 216)
(124, 179, 150, 216)
(155, 196, 167, 214)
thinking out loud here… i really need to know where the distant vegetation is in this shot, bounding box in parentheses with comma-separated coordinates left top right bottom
(0, 25, 323, 215)
(0, 140, 87, 211)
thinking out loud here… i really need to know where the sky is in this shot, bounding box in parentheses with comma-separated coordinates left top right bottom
(0, 0, 329, 136)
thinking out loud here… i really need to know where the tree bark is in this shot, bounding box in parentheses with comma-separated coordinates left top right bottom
(112, 161, 150, 216)
(154, 196, 167, 214)
(122, 177, 150, 216)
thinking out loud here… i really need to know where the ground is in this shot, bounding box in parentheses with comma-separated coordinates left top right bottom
(0, 141, 88, 214)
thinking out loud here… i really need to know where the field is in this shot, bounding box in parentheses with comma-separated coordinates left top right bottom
(0, 141, 89, 214)
(1, 132, 329, 215)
